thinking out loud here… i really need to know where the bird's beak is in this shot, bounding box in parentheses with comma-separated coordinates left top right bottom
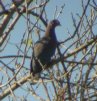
(59, 23, 61, 26)
(58, 22, 61, 26)
(57, 21, 61, 26)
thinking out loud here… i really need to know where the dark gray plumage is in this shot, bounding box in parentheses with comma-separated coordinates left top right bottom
(30, 19, 60, 76)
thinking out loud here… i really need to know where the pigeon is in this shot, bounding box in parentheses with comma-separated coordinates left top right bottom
(30, 19, 60, 76)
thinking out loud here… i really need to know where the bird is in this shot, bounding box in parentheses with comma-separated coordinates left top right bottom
(30, 19, 60, 76)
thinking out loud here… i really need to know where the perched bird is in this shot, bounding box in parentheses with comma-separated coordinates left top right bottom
(30, 19, 60, 76)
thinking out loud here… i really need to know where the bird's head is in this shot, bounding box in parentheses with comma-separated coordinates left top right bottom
(45, 19, 60, 37)
(49, 19, 61, 28)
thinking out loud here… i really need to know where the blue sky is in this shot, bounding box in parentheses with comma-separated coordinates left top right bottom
(2, 0, 82, 54)
(1, 0, 92, 101)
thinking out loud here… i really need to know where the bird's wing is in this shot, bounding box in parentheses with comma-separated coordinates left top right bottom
(33, 37, 50, 58)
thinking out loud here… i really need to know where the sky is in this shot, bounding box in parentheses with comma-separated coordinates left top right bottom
(0, 0, 92, 101)
(1, 0, 82, 54)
